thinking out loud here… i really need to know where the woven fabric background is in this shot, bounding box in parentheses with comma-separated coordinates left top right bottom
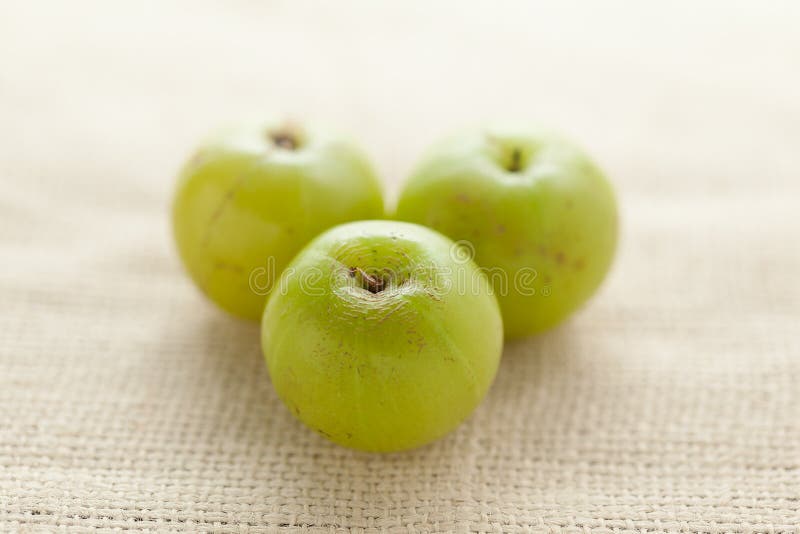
(1, 2, 799, 532)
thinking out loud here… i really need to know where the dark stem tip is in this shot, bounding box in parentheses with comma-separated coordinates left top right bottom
(349, 267, 386, 294)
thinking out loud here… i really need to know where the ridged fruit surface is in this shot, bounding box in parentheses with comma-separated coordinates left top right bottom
(261, 220, 503, 452)
(396, 126, 617, 338)
(172, 122, 384, 319)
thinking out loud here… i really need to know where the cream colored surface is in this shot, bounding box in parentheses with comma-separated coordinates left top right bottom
(1, 1, 799, 532)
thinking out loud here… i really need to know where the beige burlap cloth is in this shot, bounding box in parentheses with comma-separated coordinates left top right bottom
(1, 2, 798, 532)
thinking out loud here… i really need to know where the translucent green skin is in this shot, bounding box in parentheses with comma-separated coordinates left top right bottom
(262, 221, 503, 452)
(172, 123, 384, 320)
(395, 127, 617, 338)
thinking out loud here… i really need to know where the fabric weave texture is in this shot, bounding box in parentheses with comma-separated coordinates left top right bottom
(1, 2, 798, 532)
